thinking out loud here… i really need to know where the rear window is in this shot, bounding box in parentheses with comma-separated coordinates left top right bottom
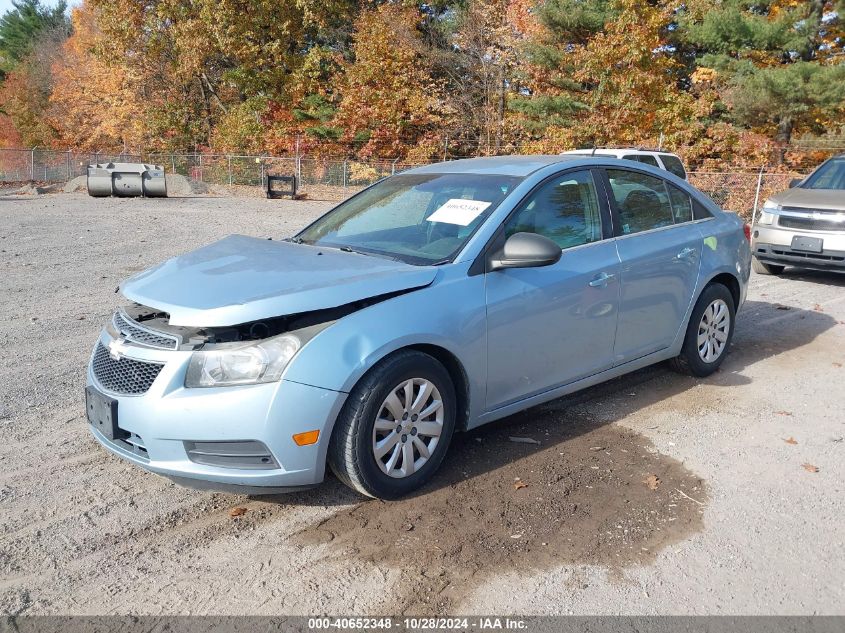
(659, 154, 687, 179)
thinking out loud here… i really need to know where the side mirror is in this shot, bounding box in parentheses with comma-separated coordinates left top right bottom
(489, 232, 562, 271)
(789, 177, 803, 188)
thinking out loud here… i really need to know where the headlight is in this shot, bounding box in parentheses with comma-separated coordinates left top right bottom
(185, 334, 301, 387)
(757, 200, 779, 225)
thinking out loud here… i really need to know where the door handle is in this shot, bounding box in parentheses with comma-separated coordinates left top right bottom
(677, 247, 696, 259)
(589, 272, 616, 287)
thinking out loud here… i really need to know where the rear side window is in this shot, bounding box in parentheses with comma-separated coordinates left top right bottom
(505, 170, 602, 249)
(623, 154, 659, 167)
(692, 199, 713, 220)
(667, 183, 693, 223)
(606, 169, 674, 234)
(659, 154, 687, 179)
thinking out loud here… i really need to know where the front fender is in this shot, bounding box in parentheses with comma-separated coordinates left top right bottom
(283, 263, 487, 423)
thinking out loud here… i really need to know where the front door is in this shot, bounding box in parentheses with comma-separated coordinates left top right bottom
(485, 169, 621, 410)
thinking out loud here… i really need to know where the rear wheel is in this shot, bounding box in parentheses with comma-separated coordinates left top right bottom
(327, 350, 456, 499)
(752, 257, 785, 275)
(670, 283, 736, 377)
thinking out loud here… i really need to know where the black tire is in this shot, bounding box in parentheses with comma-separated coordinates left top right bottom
(752, 257, 785, 275)
(327, 350, 456, 499)
(670, 283, 736, 377)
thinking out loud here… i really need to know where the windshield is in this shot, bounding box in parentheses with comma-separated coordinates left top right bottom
(803, 158, 845, 190)
(296, 173, 521, 264)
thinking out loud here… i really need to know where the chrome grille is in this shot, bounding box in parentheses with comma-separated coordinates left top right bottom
(112, 310, 179, 350)
(778, 215, 845, 232)
(92, 343, 164, 395)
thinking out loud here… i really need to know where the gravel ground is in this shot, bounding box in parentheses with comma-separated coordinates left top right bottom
(1, 192, 843, 615)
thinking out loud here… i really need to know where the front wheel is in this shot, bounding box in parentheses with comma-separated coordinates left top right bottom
(670, 283, 736, 377)
(327, 350, 456, 499)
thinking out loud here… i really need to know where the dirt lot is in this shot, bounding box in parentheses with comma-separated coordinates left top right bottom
(1, 192, 843, 615)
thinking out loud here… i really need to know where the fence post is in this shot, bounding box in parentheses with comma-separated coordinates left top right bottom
(171, 155, 176, 175)
(295, 135, 302, 186)
(392, 157, 399, 175)
(752, 166, 765, 220)
(443, 136, 449, 162)
(228, 155, 233, 185)
(66, 150, 71, 181)
(342, 160, 348, 189)
(30, 147, 36, 181)
(199, 153, 203, 182)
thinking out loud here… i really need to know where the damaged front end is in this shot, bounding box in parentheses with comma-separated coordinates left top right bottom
(106, 289, 411, 388)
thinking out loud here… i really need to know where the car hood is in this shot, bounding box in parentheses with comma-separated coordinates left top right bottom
(120, 235, 438, 327)
(769, 188, 845, 211)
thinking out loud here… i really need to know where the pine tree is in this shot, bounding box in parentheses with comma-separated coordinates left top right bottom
(0, 0, 68, 75)
(675, 0, 845, 147)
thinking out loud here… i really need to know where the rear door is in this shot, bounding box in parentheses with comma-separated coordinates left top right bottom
(600, 168, 703, 364)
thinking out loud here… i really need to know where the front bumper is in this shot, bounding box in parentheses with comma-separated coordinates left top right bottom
(86, 330, 348, 493)
(752, 224, 845, 272)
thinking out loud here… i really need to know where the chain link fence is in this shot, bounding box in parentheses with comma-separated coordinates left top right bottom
(1, 147, 806, 220)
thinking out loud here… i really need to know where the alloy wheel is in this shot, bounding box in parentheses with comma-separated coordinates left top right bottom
(697, 298, 731, 363)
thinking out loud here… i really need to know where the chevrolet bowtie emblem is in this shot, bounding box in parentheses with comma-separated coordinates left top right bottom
(108, 338, 128, 361)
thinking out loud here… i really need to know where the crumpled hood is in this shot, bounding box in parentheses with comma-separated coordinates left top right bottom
(769, 188, 845, 211)
(121, 235, 438, 327)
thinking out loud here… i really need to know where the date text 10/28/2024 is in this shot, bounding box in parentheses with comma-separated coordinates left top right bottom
(308, 617, 528, 631)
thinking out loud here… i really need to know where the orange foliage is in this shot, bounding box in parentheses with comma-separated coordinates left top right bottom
(332, 4, 445, 160)
(49, 4, 144, 150)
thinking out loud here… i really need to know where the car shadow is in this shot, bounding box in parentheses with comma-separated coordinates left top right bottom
(259, 299, 837, 507)
(773, 267, 845, 288)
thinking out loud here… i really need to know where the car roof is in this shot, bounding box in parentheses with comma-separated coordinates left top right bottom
(404, 155, 583, 177)
(563, 148, 677, 157)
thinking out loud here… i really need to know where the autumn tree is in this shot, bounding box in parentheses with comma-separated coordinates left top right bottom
(418, 0, 524, 155)
(512, 0, 694, 151)
(332, 4, 446, 160)
(0, 0, 69, 147)
(49, 3, 144, 150)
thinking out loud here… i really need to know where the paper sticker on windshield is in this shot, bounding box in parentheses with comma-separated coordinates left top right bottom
(426, 199, 491, 226)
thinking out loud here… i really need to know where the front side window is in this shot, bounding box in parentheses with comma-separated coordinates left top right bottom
(296, 173, 521, 264)
(803, 158, 845, 190)
(606, 169, 674, 235)
(504, 170, 602, 249)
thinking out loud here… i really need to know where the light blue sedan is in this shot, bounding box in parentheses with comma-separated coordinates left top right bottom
(86, 156, 751, 498)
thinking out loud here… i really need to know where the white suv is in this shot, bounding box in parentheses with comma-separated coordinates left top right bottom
(562, 148, 687, 180)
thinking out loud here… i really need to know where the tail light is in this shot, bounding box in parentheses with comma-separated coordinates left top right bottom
(743, 224, 751, 241)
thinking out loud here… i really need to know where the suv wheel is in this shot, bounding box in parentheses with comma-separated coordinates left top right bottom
(328, 350, 456, 499)
(670, 283, 736, 377)
(752, 257, 785, 275)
